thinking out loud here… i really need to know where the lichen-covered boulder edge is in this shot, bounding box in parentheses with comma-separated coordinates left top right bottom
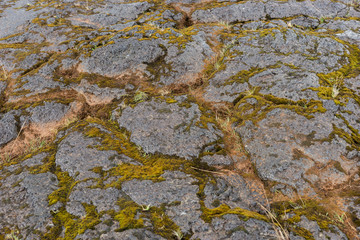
(0, 0, 360, 239)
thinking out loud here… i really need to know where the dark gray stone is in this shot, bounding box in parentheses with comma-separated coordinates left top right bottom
(237, 108, 355, 196)
(55, 130, 119, 180)
(340, 98, 360, 132)
(99, 229, 165, 240)
(20, 152, 48, 167)
(248, 66, 319, 101)
(11, 61, 67, 99)
(204, 174, 265, 211)
(1, 0, 360, 238)
(117, 97, 222, 159)
(28, 102, 70, 124)
(78, 37, 165, 78)
(297, 216, 348, 240)
(0, 112, 18, 147)
(201, 154, 232, 166)
(122, 171, 198, 207)
(0, 170, 60, 238)
(291, 16, 320, 29)
(0, 81, 7, 95)
(92, 2, 152, 23)
(203, 27, 347, 103)
(67, 180, 122, 217)
(265, 0, 347, 19)
(74, 79, 126, 105)
(192, 1, 266, 23)
(158, 32, 214, 85)
(122, 171, 205, 234)
(0, 0, 43, 39)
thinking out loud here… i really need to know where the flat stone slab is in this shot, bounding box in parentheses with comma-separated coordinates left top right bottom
(116, 96, 222, 159)
(0, 0, 359, 239)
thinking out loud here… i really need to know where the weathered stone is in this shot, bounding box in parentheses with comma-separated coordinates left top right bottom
(27, 102, 70, 124)
(20, 152, 47, 168)
(296, 216, 348, 240)
(192, 1, 266, 23)
(0, 112, 18, 147)
(122, 171, 202, 234)
(11, 61, 67, 99)
(74, 79, 127, 105)
(1, 0, 360, 239)
(237, 108, 356, 196)
(117, 97, 222, 159)
(158, 32, 214, 85)
(78, 37, 165, 78)
(200, 154, 232, 166)
(99, 229, 165, 240)
(122, 171, 198, 207)
(67, 180, 122, 217)
(248, 66, 319, 101)
(55, 130, 119, 180)
(204, 175, 266, 211)
(0, 170, 60, 238)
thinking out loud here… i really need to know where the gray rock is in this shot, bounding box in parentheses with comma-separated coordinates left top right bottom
(78, 37, 165, 78)
(67, 180, 122, 216)
(297, 216, 348, 240)
(248, 66, 319, 101)
(192, 1, 266, 23)
(204, 175, 265, 211)
(340, 98, 360, 132)
(99, 229, 165, 240)
(265, 0, 347, 19)
(117, 97, 222, 159)
(28, 102, 70, 124)
(92, 2, 152, 23)
(0, 0, 44, 39)
(237, 108, 355, 196)
(203, 27, 347, 103)
(0, 112, 18, 147)
(74, 79, 126, 105)
(201, 154, 232, 166)
(0, 81, 6, 95)
(122, 171, 198, 207)
(11, 61, 67, 99)
(55, 130, 119, 180)
(158, 32, 214, 85)
(122, 171, 204, 234)
(0, 170, 59, 238)
(291, 16, 319, 29)
(1, 0, 360, 238)
(21, 152, 48, 168)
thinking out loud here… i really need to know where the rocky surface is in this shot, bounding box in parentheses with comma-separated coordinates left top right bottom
(0, 0, 360, 239)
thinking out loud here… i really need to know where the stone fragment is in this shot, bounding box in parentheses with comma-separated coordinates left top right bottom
(0, 112, 18, 147)
(116, 97, 222, 159)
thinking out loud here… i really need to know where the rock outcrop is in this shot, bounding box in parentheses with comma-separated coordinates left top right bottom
(0, 0, 360, 239)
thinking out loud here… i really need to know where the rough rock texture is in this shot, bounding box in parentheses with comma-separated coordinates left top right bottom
(0, 112, 18, 147)
(0, 0, 360, 239)
(116, 96, 222, 159)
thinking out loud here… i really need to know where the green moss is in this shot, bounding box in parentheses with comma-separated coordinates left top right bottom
(145, 204, 182, 239)
(201, 203, 268, 223)
(45, 204, 101, 239)
(233, 93, 326, 127)
(113, 199, 144, 231)
(271, 199, 346, 239)
(48, 170, 77, 206)
(134, 91, 148, 103)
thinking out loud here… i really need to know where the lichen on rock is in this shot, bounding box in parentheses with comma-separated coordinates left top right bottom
(1, 0, 360, 239)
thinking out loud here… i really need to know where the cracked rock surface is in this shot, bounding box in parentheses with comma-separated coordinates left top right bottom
(0, 0, 360, 239)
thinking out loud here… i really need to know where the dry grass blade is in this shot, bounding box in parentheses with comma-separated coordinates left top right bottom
(258, 203, 290, 240)
(0, 60, 8, 80)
